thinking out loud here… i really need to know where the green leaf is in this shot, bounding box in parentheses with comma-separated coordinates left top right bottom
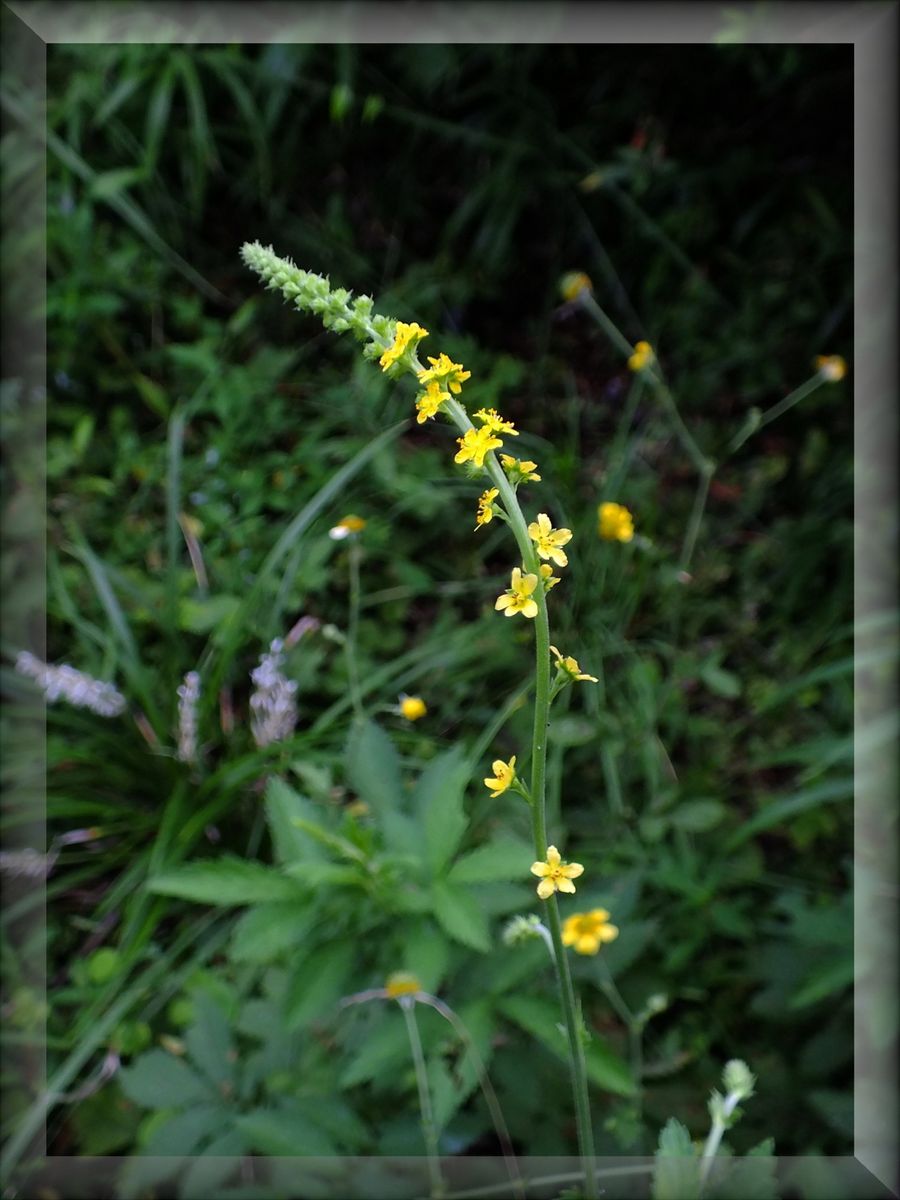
(431, 880, 490, 952)
(340, 1016, 410, 1089)
(447, 837, 534, 885)
(87, 167, 147, 200)
(498, 994, 635, 1097)
(234, 1104, 338, 1156)
(283, 861, 363, 888)
(416, 745, 470, 875)
(345, 719, 404, 820)
(670, 799, 728, 833)
(229, 902, 314, 964)
(285, 941, 355, 1029)
(652, 1117, 699, 1200)
(118, 1049, 212, 1108)
(403, 919, 452, 992)
(789, 955, 853, 1009)
(725, 779, 852, 849)
(264, 777, 324, 863)
(148, 857, 303, 905)
(715, 1139, 778, 1200)
(699, 662, 742, 698)
(179, 1130, 246, 1200)
(184, 992, 234, 1090)
(178, 594, 241, 634)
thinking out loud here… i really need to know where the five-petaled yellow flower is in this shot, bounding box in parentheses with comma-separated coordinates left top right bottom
(561, 909, 618, 955)
(500, 454, 541, 483)
(385, 971, 422, 998)
(530, 845, 584, 900)
(528, 513, 573, 567)
(379, 322, 429, 371)
(399, 695, 427, 721)
(598, 502, 634, 543)
(415, 380, 450, 423)
(484, 755, 516, 797)
(455, 426, 503, 468)
(628, 340, 654, 372)
(417, 352, 471, 395)
(540, 564, 561, 591)
(813, 354, 847, 382)
(550, 645, 598, 683)
(475, 408, 519, 436)
(475, 488, 499, 529)
(495, 568, 539, 619)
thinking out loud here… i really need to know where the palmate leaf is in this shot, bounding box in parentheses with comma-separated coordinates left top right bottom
(430, 879, 491, 952)
(118, 1049, 212, 1109)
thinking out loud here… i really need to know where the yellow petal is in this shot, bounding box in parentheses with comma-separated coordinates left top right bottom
(600, 924, 619, 942)
(495, 595, 512, 611)
(521, 600, 539, 619)
(530, 861, 550, 877)
(591, 909, 610, 921)
(557, 877, 577, 894)
(537, 878, 555, 900)
(562, 862, 584, 879)
(576, 935, 599, 955)
(546, 846, 561, 866)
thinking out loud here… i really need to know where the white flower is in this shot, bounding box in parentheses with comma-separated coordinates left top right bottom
(15, 651, 126, 718)
(249, 639, 298, 747)
(176, 671, 201, 764)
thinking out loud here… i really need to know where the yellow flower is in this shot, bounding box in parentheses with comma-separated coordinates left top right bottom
(530, 845, 584, 900)
(495, 567, 539, 619)
(416, 352, 471, 395)
(329, 513, 367, 540)
(399, 695, 427, 721)
(561, 909, 619, 955)
(484, 755, 516, 797)
(550, 645, 598, 683)
(528, 513, 573, 567)
(385, 972, 422, 998)
(415, 380, 450, 424)
(475, 488, 499, 529)
(540, 564, 561, 591)
(475, 408, 519, 436)
(598, 502, 634, 543)
(560, 271, 593, 302)
(500, 454, 541, 483)
(813, 354, 847, 382)
(379, 321, 429, 371)
(628, 340, 654, 372)
(455, 426, 503, 468)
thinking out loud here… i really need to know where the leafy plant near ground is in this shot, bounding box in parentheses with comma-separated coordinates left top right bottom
(1, 38, 860, 1198)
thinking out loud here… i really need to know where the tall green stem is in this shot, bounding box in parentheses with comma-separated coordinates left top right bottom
(437, 394, 599, 1199)
(345, 540, 364, 717)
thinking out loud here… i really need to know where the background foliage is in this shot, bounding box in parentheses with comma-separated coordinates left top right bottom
(2, 32, 860, 1198)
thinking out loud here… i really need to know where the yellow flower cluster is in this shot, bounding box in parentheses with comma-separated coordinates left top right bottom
(484, 755, 516, 797)
(814, 354, 847, 382)
(379, 322, 429, 371)
(475, 487, 499, 529)
(551, 645, 598, 683)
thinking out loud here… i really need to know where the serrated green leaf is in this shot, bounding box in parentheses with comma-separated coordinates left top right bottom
(229, 902, 314, 964)
(147, 857, 302, 905)
(652, 1117, 699, 1200)
(431, 880, 490, 952)
(265, 777, 321, 863)
(184, 992, 234, 1089)
(339, 1014, 410, 1088)
(345, 719, 404, 820)
(447, 837, 534, 885)
(118, 1049, 212, 1108)
(417, 745, 470, 875)
(285, 941, 355, 1029)
(234, 1104, 338, 1156)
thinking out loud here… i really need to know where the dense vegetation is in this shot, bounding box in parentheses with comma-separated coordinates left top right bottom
(2, 37, 858, 1200)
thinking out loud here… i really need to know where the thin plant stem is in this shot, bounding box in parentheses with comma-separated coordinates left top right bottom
(726, 373, 825, 454)
(698, 1092, 741, 1194)
(435, 391, 599, 1199)
(680, 462, 713, 573)
(400, 997, 445, 1200)
(417, 994, 525, 1200)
